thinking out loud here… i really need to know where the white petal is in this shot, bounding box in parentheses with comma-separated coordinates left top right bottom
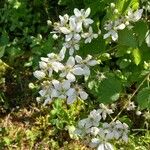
(33, 70, 46, 80)
(52, 80, 60, 89)
(65, 34, 73, 41)
(79, 90, 88, 100)
(84, 18, 93, 26)
(52, 62, 64, 72)
(97, 143, 105, 150)
(103, 32, 111, 39)
(83, 66, 90, 76)
(105, 142, 114, 150)
(67, 56, 75, 67)
(111, 30, 118, 41)
(74, 34, 81, 41)
(69, 48, 75, 55)
(74, 8, 81, 17)
(39, 61, 47, 69)
(117, 23, 126, 30)
(67, 72, 76, 81)
(75, 55, 82, 63)
(41, 57, 49, 62)
(134, 9, 143, 21)
(51, 89, 59, 98)
(69, 18, 76, 30)
(66, 88, 75, 96)
(72, 67, 84, 75)
(87, 60, 98, 66)
(59, 46, 66, 60)
(62, 80, 71, 90)
(85, 8, 91, 17)
(59, 27, 70, 34)
(67, 95, 76, 104)
(39, 90, 46, 97)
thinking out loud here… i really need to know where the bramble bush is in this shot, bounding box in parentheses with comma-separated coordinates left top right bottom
(0, 0, 150, 149)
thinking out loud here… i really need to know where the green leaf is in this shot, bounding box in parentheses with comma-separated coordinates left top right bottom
(0, 46, 5, 58)
(132, 48, 141, 65)
(136, 87, 150, 109)
(118, 28, 138, 48)
(97, 77, 122, 103)
(0, 31, 9, 46)
(79, 36, 106, 57)
(134, 21, 148, 46)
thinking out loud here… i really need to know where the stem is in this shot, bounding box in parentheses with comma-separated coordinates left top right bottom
(111, 72, 150, 122)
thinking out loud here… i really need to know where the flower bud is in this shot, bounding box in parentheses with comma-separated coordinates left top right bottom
(28, 83, 35, 89)
(110, 3, 115, 8)
(136, 111, 142, 116)
(114, 9, 119, 14)
(47, 20, 52, 26)
(52, 34, 58, 40)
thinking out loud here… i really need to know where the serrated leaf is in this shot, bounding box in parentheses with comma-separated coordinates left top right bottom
(118, 28, 138, 48)
(132, 48, 141, 65)
(134, 21, 148, 46)
(136, 87, 150, 109)
(98, 77, 122, 103)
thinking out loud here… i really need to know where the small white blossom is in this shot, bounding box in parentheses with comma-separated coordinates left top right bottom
(126, 101, 136, 111)
(126, 8, 143, 22)
(73, 8, 93, 28)
(75, 55, 98, 76)
(60, 56, 84, 82)
(66, 85, 88, 104)
(99, 104, 113, 120)
(82, 27, 98, 43)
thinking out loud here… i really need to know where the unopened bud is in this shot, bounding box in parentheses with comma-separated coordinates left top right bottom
(125, 21, 130, 26)
(47, 20, 52, 26)
(52, 34, 58, 40)
(114, 9, 119, 14)
(136, 111, 142, 116)
(28, 83, 35, 89)
(110, 3, 115, 8)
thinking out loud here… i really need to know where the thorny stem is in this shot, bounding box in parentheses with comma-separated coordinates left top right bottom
(111, 71, 150, 123)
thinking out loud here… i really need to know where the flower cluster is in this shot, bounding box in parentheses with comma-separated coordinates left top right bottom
(51, 8, 100, 55)
(74, 103, 129, 150)
(104, 3, 143, 41)
(33, 46, 98, 105)
(33, 8, 99, 105)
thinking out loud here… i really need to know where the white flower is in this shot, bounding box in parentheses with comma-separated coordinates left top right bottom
(115, 120, 129, 142)
(99, 104, 113, 120)
(75, 55, 98, 76)
(126, 101, 136, 111)
(40, 47, 66, 76)
(66, 85, 88, 104)
(104, 19, 126, 41)
(82, 27, 98, 43)
(88, 109, 101, 126)
(65, 18, 81, 41)
(33, 70, 46, 80)
(63, 40, 80, 55)
(51, 79, 71, 99)
(60, 56, 84, 82)
(73, 8, 93, 28)
(126, 9, 143, 22)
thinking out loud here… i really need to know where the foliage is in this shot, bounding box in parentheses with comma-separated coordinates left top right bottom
(0, 0, 150, 149)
